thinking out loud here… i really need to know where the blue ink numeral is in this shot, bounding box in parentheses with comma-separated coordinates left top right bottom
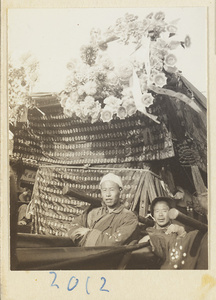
(49, 272, 59, 289)
(86, 276, 90, 295)
(100, 277, 109, 292)
(67, 276, 79, 291)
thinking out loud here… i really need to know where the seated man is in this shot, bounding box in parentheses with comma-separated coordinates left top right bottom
(139, 197, 207, 270)
(67, 173, 139, 247)
(139, 197, 186, 244)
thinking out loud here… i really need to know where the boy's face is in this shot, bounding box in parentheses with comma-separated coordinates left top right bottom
(100, 180, 121, 209)
(153, 201, 170, 228)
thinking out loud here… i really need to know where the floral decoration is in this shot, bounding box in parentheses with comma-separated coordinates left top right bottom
(8, 53, 39, 125)
(141, 92, 154, 107)
(164, 53, 178, 66)
(153, 72, 167, 87)
(117, 106, 127, 119)
(60, 12, 190, 123)
(184, 35, 191, 48)
(101, 107, 113, 122)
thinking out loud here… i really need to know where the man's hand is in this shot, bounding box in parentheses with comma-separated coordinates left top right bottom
(165, 224, 186, 238)
(70, 227, 91, 241)
(138, 235, 150, 244)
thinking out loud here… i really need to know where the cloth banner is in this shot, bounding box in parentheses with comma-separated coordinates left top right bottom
(149, 84, 201, 113)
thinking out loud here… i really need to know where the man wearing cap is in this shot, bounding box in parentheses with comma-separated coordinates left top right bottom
(67, 173, 139, 247)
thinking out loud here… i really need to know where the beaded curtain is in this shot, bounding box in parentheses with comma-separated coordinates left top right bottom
(13, 109, 175, 168)
(12, 93, 207, 173)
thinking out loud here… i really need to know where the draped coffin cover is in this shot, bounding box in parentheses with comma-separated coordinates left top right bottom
(11, 86, 207, 237)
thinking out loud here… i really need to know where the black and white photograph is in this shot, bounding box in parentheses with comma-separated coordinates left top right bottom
(8, 6, 208, 269)
(1, 1, 216, 299)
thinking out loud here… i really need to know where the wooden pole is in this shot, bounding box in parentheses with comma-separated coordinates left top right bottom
(138, 215, 154, 227)
(63, 185, 155, 226)
(62, 185, 101, 207)
(169, 208, 208, 233)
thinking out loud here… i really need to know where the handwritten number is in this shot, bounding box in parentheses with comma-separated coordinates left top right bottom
(67, 276, 79, 291)
(49, 273, 109, 293)
(49, 272, 59, 289)
(100, 277, 109, 292)
(86, 276, 90, 295)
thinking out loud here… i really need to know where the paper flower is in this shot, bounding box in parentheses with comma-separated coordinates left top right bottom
(150, 57, 164, 71)
(164, 54, 177, 66)
(101, 106, 114, 122)
(91, 111, 101, 123)
(83, 96, 101, 120)
(59, 93, 68, 106)
(65, 98, 75, 111)
(74, 103, 87, 121)
(122, 99, 137, 116)
(83, 81, 97, 95)
(141, 92, 154, 107)
(66, 59, 77, 70)
(116, 60, 133, 81)
(154, 11, 165, 21)
(104, 96, 122, 112)
(184, 35, 191, 48)
(153, 72, 167, 87)
(150, 68, 160, 81)
(95, 71, 107, 82)
(146, 13, 155, 21)
(74, 72, 86, 84)
(90, 101, 102, 123)
(166, 25, 178, 33)
(106, 71, 119, 86)
(83, 95, 95, 106)
(164, 65, 178, 74)
(69, 91, 79, 102)
(90, 27, 102, 45)
(77, 86, 85, 96)
(147, 22, 165, 41)
(126, 103, 137, 116)
(117, 106, 127, 119)
(125, 13, 138, 22)
(168, 41, 180, 50)
(60, 12, 190, 124)
(80, 45, 98, 66)
(64, 76, 77, 93)
(154, 38, 167, 49)
(98, 53, 114, 70)
(122, 87, 133, 98)
(143, 18, 151, 29)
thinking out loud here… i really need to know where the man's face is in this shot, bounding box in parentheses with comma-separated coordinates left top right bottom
(100, 180, 121, 209)
(153, 201, 170, 228)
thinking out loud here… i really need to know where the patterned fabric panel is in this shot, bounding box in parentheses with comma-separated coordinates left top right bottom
(12, 111, 175, 168)
(174, 141, 206, 172)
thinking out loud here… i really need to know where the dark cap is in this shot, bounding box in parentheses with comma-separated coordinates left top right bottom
(150, 197, 174, 216)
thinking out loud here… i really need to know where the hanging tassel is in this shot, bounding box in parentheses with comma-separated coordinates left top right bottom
(191, 165, 207, 194)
